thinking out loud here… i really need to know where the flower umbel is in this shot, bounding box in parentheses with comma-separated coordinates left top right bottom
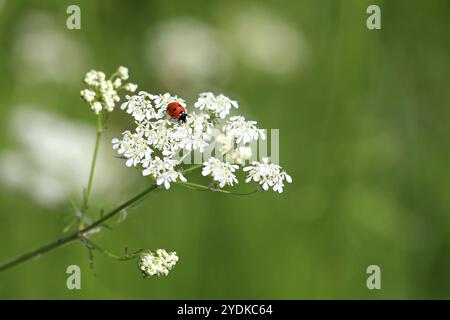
(202, 157, 239, 188)
(244, 157, 292, 193)
(225, 116, 266, 144)
(120, 91, 161, 122)
(112, 131, 153, 167)
(112, 91, 291, 192)
(142, 156, 186, 189)
(194, 92, 238, 119)
(138, 249, 179, 277)
(80, 66, 138, 114)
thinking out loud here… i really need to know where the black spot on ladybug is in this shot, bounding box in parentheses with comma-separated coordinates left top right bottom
(173, 108, 176, 111)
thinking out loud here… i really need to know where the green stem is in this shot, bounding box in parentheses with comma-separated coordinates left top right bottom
(177, 181, 258, 196)
(0, 163, 206, 273)
(84, 240, 141, 261)
(0, 232, 79, 273)
(83, 114, 103, 211)
(0, 153, 252, 272)
(181, 164, 203, 175)
(0, 183, 158, 272)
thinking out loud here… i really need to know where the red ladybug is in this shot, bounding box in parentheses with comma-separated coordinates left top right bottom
(166, 102, 187, 123)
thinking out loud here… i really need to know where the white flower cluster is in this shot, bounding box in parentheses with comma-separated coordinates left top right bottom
(244, 157, 292, 193)
(231, 146, 253, 165)
(225, 116, 266, 144)
(80, 66, 137, 114)
(138, 249, 179, 277)
(113, 91, 292, 193)
(142, 156, 186, 189)
(113, 92, 214, 189)
(112, 131, 151, 167)
(202, 157, 239, 188)
(194, 92, 238, 119)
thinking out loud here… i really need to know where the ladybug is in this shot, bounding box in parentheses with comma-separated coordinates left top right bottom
(167, 102, 187, 123)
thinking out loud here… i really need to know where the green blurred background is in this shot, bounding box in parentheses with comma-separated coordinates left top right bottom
(1, 0, 450, 299)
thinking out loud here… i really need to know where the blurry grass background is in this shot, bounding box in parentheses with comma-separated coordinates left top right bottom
(1, 0, 450, 299)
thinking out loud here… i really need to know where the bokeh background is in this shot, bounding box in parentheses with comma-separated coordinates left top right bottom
(0, 0, 449, 299)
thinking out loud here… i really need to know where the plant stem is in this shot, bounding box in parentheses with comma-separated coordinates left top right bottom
(177, 181, 258, 196)
(83, 114, 103, 211)
(83, 239, 141, 261)
(0, 183, 158, 273)
(0, 233, 79, 273)
(181, 164, 203, 175)
(0, 163, 206, 273)
(82, 184, 158, 233)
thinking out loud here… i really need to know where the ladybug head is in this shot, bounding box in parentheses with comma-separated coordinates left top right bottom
(178, 112, 187, 123)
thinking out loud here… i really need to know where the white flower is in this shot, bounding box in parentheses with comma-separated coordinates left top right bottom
(214, 133, 253, 164)
(112, 131, 153, 167)
(142, 156, 185, 189)
(147, 120, 179, 156)
(224, 116, 265, 144)
(80, 89, 96, 103)
(156, 168, 186, 189)
(113, 78, 122, 89)
(117, 66, 129, 80)
(124, 83, 138, 92)
(84, 70, 105, 87)
(111, 89, 292, 195)
(202, 157, 239, 188)
(194, 92, 238, 119)
(231, 146, 253, 165)
(138, 249, 179, 277)
(243, 157, 292, 193)
(177, 112, 213, 152)
(139, 112, 213, 158)
(121, 93, 160, 122)
(151, 93, 186, 111)
(215, 133, 234, 154)
(81, 67, 136, 114)
(91, 101, 102, 114)
(99, 80, 120, 112)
